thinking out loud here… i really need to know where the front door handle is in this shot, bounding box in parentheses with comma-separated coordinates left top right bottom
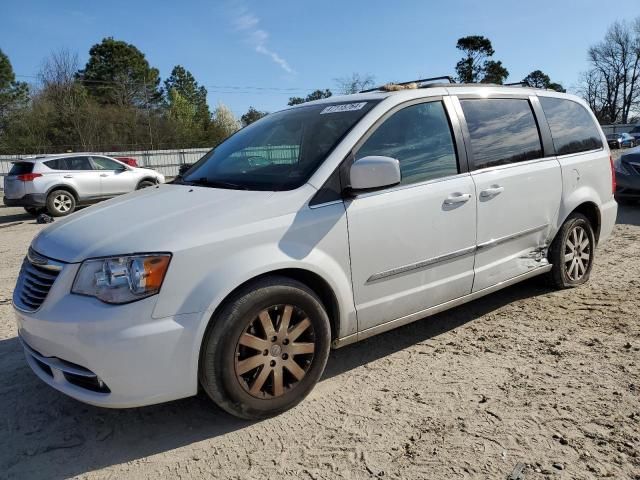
(99, 174, 108, 177)
(480, 185, 504, 198)
(444, 193, 472, 205)
(63, 175, 73, 178)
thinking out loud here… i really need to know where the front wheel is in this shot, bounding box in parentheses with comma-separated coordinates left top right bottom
(546, 213, 596, 288)
(199, 276, 331, 419)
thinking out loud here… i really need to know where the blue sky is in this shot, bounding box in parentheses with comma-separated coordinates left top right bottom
(2, 0, 639, 116)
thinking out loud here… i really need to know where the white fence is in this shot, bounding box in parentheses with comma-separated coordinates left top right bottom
(0, 147, 212, 186)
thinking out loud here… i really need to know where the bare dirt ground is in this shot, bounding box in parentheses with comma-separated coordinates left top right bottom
(0, 199, 639, 479)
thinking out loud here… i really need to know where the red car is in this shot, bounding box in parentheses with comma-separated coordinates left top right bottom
(114, 157, 139, 167)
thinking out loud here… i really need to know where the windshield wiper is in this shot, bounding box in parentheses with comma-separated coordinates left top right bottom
(185, 177, 249, 190)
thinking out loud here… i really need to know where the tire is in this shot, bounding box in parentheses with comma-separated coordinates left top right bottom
(23, 207, 43, 216)
(136, 180, 155, 190)
(199, 276, 331, 420)
(546, 213, 596, 289)
(46, 190, 76, 217)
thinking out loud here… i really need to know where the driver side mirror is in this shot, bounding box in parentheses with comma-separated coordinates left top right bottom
(348, 156, 401, 193)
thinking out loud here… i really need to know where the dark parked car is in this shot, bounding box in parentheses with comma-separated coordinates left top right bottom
(628, 126, 640, 141)
(607, 132, 636, 149)
(614, 148, 640, 202)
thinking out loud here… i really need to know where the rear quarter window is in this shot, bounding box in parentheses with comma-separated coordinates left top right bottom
(539, 97, 603, 155)
(9, 162, 34, 175)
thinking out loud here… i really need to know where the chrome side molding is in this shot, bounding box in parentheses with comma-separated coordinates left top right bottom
(476, 224, 548, 251)
(366, 223, 549, 284)
(366, 246, 476, 283)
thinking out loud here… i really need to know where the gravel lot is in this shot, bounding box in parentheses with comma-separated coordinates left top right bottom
(0, 192, 639, 479)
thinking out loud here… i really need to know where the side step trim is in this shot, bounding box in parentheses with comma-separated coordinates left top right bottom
(332, 264, 552, 349)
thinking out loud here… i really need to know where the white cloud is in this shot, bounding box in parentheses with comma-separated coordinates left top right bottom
(231, 6, 295, 75)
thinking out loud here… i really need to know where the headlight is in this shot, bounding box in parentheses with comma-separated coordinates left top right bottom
(72, 254, 171, 304)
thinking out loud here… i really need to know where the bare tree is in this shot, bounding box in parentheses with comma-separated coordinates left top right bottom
(334, 73, 375, 94)
(38, 49, 100, 148)
(580, 18, 640, 123)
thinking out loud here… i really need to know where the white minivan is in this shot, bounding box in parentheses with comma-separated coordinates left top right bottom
(13, 80, 617, 419)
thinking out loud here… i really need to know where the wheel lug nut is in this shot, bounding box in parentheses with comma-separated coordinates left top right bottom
(271, 336, 277, 342)
(263, 349, 268, 356)
(270, 360, 276, 367)
(282, 353, 288, 360)
(283, 338, 289, 345)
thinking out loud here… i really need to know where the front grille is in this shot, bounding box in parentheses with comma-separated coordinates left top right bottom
(14, 251, 62, 312)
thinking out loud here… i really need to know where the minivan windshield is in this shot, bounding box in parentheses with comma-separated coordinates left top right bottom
(181, 101, 379, 191)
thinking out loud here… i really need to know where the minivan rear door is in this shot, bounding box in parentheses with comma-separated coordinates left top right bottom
(452, 94, 560, 291)
(346, 97, 477, 332)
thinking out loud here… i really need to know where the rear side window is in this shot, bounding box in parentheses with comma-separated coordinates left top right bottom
(539, 97, 603, 155)
(9, 162, 34, 175)
(461, 98, 543, 169)
(356, 101, 459, 185)
(45, 157, 93, 170)
(91, 157, 124, 170)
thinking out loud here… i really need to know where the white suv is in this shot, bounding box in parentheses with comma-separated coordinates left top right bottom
(13, 81, 617, 419)
(3, 154, 165, 216)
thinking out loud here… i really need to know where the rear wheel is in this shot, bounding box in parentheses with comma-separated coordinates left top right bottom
(199, 276, 331, 419)
(46, 190, 76, 217)
(546, 213, 595, 288)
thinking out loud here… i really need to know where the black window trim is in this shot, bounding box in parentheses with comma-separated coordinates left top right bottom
(452, 94, 551, 173)
(310, 95, 469, 206)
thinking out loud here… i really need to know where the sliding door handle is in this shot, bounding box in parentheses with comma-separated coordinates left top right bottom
(480, 185, 504, 198)
(444, 193, 472, 205)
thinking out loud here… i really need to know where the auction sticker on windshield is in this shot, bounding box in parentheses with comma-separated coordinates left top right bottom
(320, 102, 367, 114)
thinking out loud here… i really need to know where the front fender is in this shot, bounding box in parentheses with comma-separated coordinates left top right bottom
(151, 202, 357, 382)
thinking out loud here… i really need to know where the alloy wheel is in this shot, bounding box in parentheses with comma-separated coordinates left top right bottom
(234, 304, 315, 399)
(564, 225, 591, 282)
(53, 193, 73, 213)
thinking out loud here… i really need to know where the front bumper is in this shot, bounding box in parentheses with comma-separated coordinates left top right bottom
(14, 262, 204, 408)
(3, 193, 46, 208)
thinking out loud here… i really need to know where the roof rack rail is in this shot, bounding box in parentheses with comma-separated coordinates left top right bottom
(360, 76, 456, 93)
(504, 82, 529, 87)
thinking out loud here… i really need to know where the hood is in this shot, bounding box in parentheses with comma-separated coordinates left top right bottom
(32, 184, 312, 263)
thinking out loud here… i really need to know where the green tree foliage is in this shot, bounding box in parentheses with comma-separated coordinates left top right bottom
(164, 65, 210, 128)
(0, 48, 29, 127)
(522, 70, 565, 92)
(241, 106, 268, 126)
(455, 36, 508, 84)
(288, 89, 332, 106)
(482, 60, 509, 85)
(78, 38, 162, 107)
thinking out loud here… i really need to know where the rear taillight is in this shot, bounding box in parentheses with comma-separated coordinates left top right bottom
(609, 155, 616, 195)
(16, 173, 42, 182)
